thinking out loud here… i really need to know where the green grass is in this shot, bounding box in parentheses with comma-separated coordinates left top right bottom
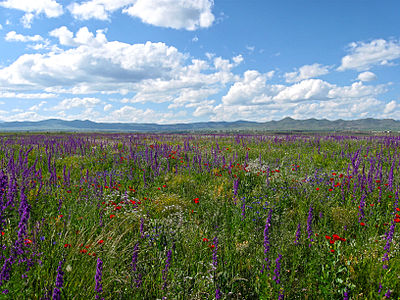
(0, 133, 399, 299)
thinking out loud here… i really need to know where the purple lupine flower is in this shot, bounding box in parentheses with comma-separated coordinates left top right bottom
(278, 289, 284, 300)
(273, 254, 282, 284)
(0, 258, 12, 286)
(212, 236, 218, 270)
(162, 249, 172, 290)
(358, 194, 366, 222)
(216, 287, 221, 299)
(241, 197, 246, 220)
(261, 209, 272, 273)
(52, 259, 64, 300)
(307, 205, 313, 247)
(378, 282, 382, 293)
(17, 188, 31, 242)
(382, 220, 395, 268)
(136, 273, 142, 288)
(343, 289, 349, 300)
(131, 243, 139, 272)
(140, 218, 145, 238)
(294, 223, 301, 245)
(385, 289, 391, 298)
(95, 258, 103, 299)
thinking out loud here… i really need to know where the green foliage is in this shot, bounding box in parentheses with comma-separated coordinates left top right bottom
(0, 133, 399, 299)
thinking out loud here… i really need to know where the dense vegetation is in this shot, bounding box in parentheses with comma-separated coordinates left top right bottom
(0, 133, 399, 299)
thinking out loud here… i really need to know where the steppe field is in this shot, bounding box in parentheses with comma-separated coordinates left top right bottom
(0, 133, 399, 299)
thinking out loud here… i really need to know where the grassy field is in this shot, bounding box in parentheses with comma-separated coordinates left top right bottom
(0, 133, 399, 299)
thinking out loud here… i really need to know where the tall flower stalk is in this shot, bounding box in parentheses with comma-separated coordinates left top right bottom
(52, 259, 65, 300)
(261, 209, 272, 273)
(307, 205, 314, 247)
(95, 258, 103, 300)
(162, 249, 172, 290)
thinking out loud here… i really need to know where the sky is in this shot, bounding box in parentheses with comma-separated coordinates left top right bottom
(0, 0, 399, 124)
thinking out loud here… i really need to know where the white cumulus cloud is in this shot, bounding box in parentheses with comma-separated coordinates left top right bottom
(0, 0, 63, 27)
(383, 100, 397, 114)
(123, 0, 215, 30)
(0, 91, 55, 98)
(5, 31, 43, 42)
(357, 71, 377, 82)
(285, 63, 330, 83)
(338, 39, 400, 71)
(68, 0, 133, 21)
(49, 26, 107, 47)
(52, 97, 101, 111)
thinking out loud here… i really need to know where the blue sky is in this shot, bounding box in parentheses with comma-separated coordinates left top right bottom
(0, 0, 399, 123)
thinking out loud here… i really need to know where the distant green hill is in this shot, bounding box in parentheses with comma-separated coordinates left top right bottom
(0, 117, 399, 132)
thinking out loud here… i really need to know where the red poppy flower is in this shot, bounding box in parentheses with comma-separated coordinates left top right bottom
(209, 244, 215, 249)
(316, 188, 320, 191)
(330, 249, 335, 253)
(64, 244, 71, 248)
(110, 214, 116, 219)
(360, 222, 365, 226)
(24, 239, 32, 244)
(329, 240, 334, 244)
(98, 240, 104, 244)
(325, 235, 331, 240)
(395, 218, 400, 223)
(202, 238, 209, 242)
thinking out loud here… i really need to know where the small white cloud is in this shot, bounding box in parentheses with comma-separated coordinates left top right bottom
(232, 54, 243, 66)
(338, 39, 400, 71)
(205, 52, 215, 60)
(0, 0, 63, 26)
(0, 91, 55, 99)
(383, 100, 397, 114)
(104, 103, 112, 111)
(192, 36, 198, 42)
(357, 71, 377, 82)
(68, 1, 111, 21)
(123, 0, 214, 30)
(5, 31, 44, 42)
(52, 97, 101, 111)
(21, 12, 34, 28)
(266, 70, 275, 80)
(28, 100, 47, 111)
(285, 63, 330, 83)
(193, 102, 215, 117)
(49, 26, 107, 47)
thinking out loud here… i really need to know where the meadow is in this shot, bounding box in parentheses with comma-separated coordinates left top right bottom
(0, 132, 399, 299)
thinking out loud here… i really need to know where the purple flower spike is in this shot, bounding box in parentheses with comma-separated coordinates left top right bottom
(95, 258, 104, 299)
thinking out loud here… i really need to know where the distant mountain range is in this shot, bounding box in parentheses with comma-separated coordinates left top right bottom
(0, 117, 400, 132)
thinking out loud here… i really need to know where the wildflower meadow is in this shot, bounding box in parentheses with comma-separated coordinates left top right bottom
(0, 133, 399, 299)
